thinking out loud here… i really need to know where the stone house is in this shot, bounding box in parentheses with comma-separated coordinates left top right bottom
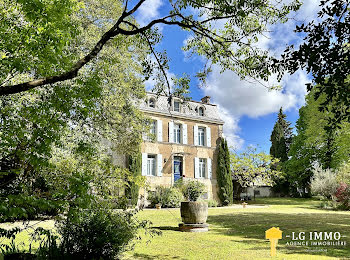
(138, 93, 224, 201)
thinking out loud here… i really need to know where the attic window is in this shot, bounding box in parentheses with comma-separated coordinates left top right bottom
(174, 101, 180, 112)
(149, 98, 155, 108)
(198, 107, 204, 116)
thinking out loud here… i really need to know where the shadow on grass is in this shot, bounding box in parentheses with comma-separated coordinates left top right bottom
(152, 226, 179, 231)
(245, 197, 319, 206)
(208, 211, 350, 258)
(133, 253, 182, 259)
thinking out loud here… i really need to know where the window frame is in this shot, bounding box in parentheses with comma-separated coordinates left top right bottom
(198, 107, 204, 116)
(173, 100, 180, 112)
(198, 127, 205, 146)
(146, 154, 156, 176)
(199, 158, 206, 178)
(149, 98, 156, 108)
(173, 123, 181, 143)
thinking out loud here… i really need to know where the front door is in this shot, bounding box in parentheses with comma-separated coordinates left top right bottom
(173, 156, 182, 183)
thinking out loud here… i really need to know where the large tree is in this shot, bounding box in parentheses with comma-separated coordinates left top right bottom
(0, 0, 301, 96)
(231, 146, 280, 199)
(285, 87, 350, 196)
(270, 107, 293, 162)
(0, 0, 148, 221)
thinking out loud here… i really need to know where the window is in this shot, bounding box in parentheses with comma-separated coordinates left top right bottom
(174, 123, 181, 143)
(147, 155, 156, 176)
(149, 98, 155, 108)
(198, 127, 205, 146)
(173, 101, 180, 112)
(199, 158, 206, 178)
(150, 120, 156, 135)
(198, 107, 204, 116)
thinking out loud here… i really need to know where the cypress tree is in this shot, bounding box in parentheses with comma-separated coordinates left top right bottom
(270, 107, 293, 195)
(216, 138, 233, 205)
(126, 153, 142, 206)
(270, 107, 293, 162)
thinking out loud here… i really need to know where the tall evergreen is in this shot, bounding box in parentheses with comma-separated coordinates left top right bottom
(270, 107, 293, 162)
(216, 138, 233, 205)
(126, 153, 142, 206)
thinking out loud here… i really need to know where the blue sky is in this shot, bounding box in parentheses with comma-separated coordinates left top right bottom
(134, 0, 321, 153)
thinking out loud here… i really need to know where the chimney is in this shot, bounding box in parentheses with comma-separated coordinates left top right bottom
(201, 96, 211, 104)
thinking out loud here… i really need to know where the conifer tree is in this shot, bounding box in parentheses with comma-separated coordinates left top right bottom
(217, 138, 233, 205)
(270, 108, 293, 162)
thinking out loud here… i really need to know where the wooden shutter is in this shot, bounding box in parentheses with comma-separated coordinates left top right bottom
(193, 125, 198, 146)
(182, 124, 187, 144)
(194, 157, 199, 178)
(141, 153, 147, 176)
(207, 158, 212, 179)
(157, 154, 163, 176)
(157, 119, 162, 142)
(169, 121, 174, 143)
(206, 127, 211, 147)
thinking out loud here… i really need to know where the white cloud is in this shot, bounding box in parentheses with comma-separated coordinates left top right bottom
(135, 0, 163, 26)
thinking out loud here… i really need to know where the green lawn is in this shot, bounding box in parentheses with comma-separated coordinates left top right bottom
(1, 198, 350, 259)
(125, 198, 350, 260)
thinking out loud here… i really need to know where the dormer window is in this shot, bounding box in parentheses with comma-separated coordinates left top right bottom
(173, 101, 180, 112)
(149, 98, 155, 108)
(198, 107, 204, 116)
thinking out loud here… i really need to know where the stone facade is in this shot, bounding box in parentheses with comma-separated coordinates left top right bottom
(139, 93, 224, 201)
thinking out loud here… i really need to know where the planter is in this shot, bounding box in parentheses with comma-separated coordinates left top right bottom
(180, 201, 208, 224)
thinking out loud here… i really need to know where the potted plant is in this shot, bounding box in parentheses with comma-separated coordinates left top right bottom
(179, 180, 208, 231)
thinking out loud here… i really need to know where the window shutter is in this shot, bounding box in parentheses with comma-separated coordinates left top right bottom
(193, 125, 198, 146)
(141, 153, 147, 176)
(207, 158, 212, 179)
(206, 127, 211, 147)
(157, 119, 162, 142)
(182, 124, 187, 144)
(157, 154, 163, 176)
(194, 157, 199, 178)
(169, 121, 174, 143)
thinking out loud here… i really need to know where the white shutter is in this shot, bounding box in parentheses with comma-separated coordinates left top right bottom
(206, 127, 211, 147)
(169, 121, 174, 143)
(193, 125, 198, 146)
(207, 158, 212, 179)
(194, 157, 199, 178)
(182, 124, 187, 144)
(157, 154, 163, 176)
(157, 119, 162, 142)
(141, 153, 147, 176)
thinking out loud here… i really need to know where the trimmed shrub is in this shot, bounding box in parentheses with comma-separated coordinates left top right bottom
(147, 186, 183, 208)
(181, 180, 206, 202)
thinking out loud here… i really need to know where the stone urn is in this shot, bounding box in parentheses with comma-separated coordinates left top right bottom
(179, 201, 209, 232)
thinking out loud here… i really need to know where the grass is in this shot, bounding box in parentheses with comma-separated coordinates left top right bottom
(1, 198, 350, 259)
(125, 198, 350, 260)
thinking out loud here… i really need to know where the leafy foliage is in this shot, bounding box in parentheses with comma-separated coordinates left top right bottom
(281, 0, 350, 124)
(147, 186, 183, 208)
(285, 87, 350, 194)
(231, 147, 281, 197)
(179, 180, 206, 202)
(0, 0, 147, 221)
(310, 165, 338, 199)
(216, 138, 233, 205)
(0, 0, 301, 96)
